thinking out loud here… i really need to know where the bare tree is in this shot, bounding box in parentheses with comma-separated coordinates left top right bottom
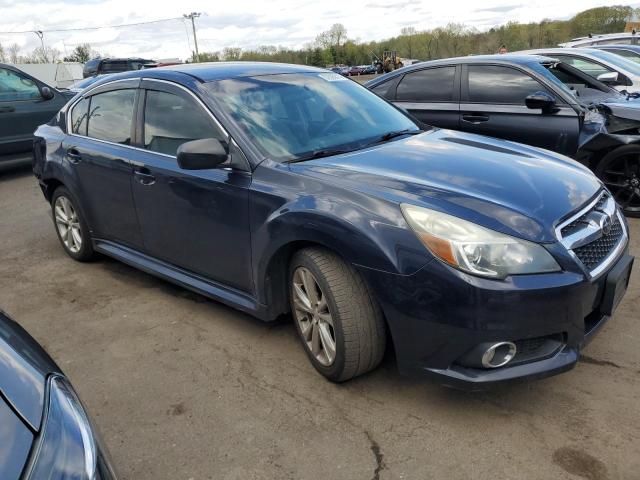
(8, 43, 20, 64)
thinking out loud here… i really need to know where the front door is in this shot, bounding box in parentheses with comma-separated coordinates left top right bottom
(64, 85, 143, 248)
(130, 82, 253, 292)
(459, 64, 580, 156)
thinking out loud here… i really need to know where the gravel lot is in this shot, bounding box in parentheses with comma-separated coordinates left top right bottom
(1, 165, 639, 480)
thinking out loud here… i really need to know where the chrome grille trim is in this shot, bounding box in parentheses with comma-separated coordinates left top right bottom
(555, 191, 628, 279)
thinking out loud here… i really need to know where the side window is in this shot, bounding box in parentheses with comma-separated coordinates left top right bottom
(396, 67, 456, 102)
(143, 90, 225, 157)
(0, 68, 41, 102)
(596, 38, 632, 45)
(371, 81, 393, 99)
(70, 97, 90, 135)
(87, 89, 136, 145)
(603, 49, 639, 61)
(467, 65, 548, 105)
(553, 56, 613, 78)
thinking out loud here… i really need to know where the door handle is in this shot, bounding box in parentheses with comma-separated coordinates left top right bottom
(0, 106, 15, 113)
(134, 168, 156, 186)
(66, 148, 82, 164)
(461, 113, 490, 124)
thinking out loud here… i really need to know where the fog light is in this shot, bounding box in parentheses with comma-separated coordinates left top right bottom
(481, 342, 517, 368)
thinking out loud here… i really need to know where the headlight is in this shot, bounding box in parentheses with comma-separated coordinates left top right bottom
(401, 204, 560, 279)
(23, 375, 116, 480)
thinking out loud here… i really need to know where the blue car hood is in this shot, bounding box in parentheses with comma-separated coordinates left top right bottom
(295, 129, 601, 243)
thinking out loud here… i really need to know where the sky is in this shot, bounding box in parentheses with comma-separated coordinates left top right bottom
(0, 0, 637, 61)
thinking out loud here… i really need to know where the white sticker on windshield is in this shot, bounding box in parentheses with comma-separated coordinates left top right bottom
(318, 73, 347, 82)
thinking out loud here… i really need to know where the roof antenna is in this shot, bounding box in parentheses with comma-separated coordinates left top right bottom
(633, 28, 637, 35)
(588, 33, 592, 38)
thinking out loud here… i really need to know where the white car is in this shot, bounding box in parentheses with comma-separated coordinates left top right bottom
(515, 47, 640, 93)
(559, 32, 639, 48)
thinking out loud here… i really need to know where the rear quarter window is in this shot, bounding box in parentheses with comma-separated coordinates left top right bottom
(70, 97, 89, 135)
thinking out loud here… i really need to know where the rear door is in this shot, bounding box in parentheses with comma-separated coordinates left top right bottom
(129, 80, 253, 292)
(390, 66, 460, 129)
(0, 66, 66, 155)
(459, 64, 580, 156)
(63, 80, 143, 248)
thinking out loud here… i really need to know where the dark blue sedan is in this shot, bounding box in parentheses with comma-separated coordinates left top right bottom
(33, 63, 633, 389)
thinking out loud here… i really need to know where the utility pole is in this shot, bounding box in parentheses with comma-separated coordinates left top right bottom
(33, 30, 47, 62)
(183, 12, 201, 62)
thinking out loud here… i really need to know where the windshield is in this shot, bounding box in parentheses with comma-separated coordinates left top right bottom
(205, 72, 419, 162)
(529, 62, 579, 98)
(586, 49, 640, 76)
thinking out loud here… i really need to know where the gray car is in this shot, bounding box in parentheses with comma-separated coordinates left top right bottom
(0, 63, 73, 160)
(516, 48, 640, 93)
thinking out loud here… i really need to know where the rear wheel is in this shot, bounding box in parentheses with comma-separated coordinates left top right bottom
(595, 146, 640, 217)
(289, 247, 386, 382)
(51, 187, 95, 261)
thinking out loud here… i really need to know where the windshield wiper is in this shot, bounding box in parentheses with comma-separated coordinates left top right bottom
(285, 148, 355, 164)
(378, 129, 422, 142)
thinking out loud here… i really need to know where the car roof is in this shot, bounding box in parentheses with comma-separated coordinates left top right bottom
(105, 62, 327, 83)
(593, 44, 640, 52)
(515, 47, 602, 55)
(559, 32, 637, 47)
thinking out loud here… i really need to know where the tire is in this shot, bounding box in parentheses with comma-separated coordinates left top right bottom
(289, 247, 386, 382)
(51, 186, 95, 261)
(595, 145, 640, 217)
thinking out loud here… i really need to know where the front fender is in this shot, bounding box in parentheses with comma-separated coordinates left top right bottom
(249, 164, 432, 310)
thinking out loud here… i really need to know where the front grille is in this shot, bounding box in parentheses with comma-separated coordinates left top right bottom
(573, 215, 624, 270)
(557, 192, 627, 276)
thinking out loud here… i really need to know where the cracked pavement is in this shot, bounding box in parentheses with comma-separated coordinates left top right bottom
(1, 166, 639, 480)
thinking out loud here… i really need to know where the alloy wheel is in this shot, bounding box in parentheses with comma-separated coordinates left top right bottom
(601, 154, 640, 213)
(292, 267, 337, 366)
(54, 196, 82, 253)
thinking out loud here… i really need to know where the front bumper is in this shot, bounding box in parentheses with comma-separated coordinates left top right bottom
(359, 251, 633, 390)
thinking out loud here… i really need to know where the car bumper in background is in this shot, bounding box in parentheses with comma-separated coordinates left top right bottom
(360, 252, 633, 390)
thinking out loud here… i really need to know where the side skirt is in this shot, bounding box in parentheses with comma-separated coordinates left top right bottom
(93, 239, 273, 321)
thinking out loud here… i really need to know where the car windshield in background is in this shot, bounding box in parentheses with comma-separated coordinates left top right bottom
(206, 72, 419, 162)
(587, 49, 640, 76)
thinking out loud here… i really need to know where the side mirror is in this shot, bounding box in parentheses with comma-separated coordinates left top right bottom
(40, 86, 55, 100)
(596, 71, 620, 85)
(525, 91, 557, 113)
(177, 138, 228, 170)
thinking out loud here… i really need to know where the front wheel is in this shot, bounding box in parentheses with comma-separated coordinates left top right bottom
(595, 146, 640, 217)
(289, 248, 386, 382)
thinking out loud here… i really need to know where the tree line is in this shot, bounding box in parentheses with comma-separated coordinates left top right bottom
(198, 5, 634, 66)
(0, 5, 633, 65)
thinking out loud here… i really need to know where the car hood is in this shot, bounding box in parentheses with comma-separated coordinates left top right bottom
(0, 311, 61, 431)
(294, 129, 601, 243)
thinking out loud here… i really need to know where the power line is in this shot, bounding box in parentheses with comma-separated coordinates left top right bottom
(0, 16, 183, 35)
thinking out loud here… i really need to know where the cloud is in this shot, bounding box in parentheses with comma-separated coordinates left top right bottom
(475, 3, 523, 13)
(0, 0, 636, 61)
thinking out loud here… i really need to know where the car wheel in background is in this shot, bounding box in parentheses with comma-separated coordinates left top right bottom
(289, 247, 386, 382)
(596, 145, 640, 217)
(51, 186, 95, 261)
